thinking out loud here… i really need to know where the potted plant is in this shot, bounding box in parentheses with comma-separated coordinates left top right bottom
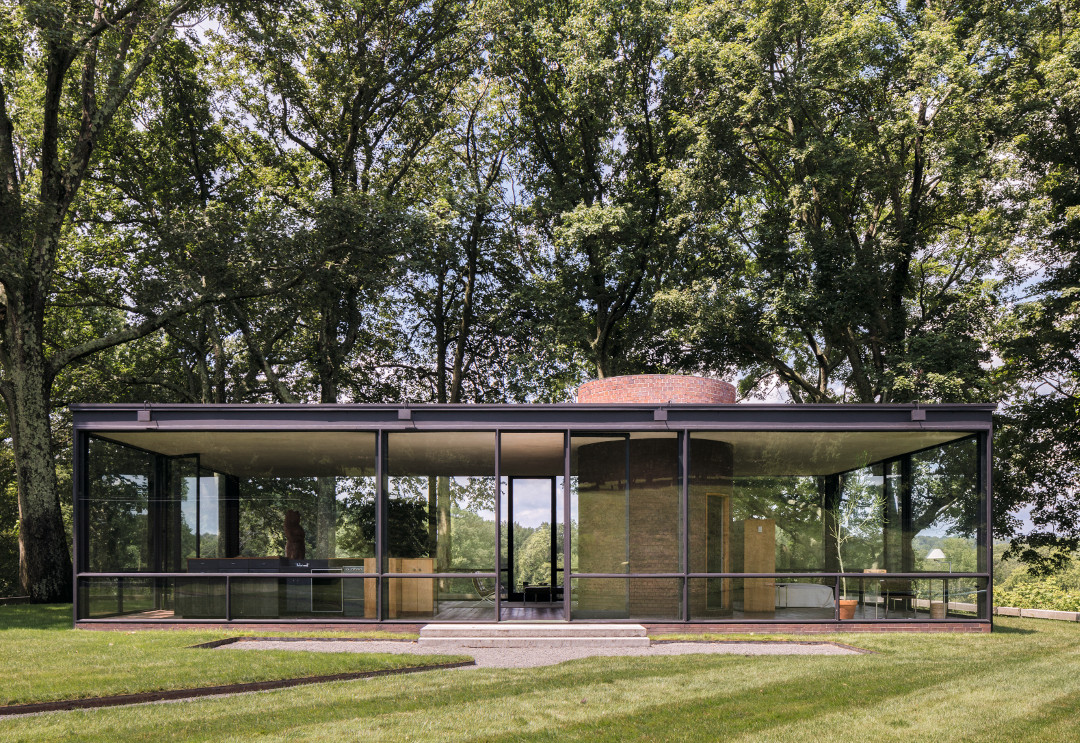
(829, 469, 885, 620)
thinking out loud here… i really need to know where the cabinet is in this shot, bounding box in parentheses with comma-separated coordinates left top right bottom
(362, 557, 436, 618)
(742, 519, 775, 615)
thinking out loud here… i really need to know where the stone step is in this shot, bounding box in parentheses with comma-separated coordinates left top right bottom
(418, 622, 647, 638)
(417, 635, 652, 649)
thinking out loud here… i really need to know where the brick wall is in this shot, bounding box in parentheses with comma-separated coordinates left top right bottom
(577, 375, 736, 404)
(575, 437, 732, 619)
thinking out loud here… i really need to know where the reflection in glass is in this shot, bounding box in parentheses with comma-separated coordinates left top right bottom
(386, 432, 496, 574)
(570, 578, 682, 620)
(380, 577, 496, 621)
(86, 439, 154, 572)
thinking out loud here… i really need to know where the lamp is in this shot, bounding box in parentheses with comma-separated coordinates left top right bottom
(926, 548, 951, 619)
(926, 548, 951, 572)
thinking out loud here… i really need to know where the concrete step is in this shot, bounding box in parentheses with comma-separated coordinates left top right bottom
(419, 623, 647, 639)
(418, 635, 651, 649)
(417, 623, 650, 649)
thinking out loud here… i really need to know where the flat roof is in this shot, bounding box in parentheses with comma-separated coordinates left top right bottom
(71, 402, 996, 434)
(73, 403, 993, 478)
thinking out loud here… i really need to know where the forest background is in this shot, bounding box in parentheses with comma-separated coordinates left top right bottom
(0, 0, 1077, 602)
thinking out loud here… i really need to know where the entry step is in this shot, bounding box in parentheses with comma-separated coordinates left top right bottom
(417, 623, 650, 649)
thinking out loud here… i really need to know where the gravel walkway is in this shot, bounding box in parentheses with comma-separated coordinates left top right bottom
(224, 639, 862, 668)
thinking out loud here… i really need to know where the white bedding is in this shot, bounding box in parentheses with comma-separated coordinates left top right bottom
(775, 583, 835, 609)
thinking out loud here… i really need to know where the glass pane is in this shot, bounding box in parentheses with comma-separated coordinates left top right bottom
(196, 473, 226, 558)
(223, 571, 372, 619)
(571, 578, 683, 620)
(689, 577, 838, 621)
(570, 433, 681, 575)
(167, 456, 199, 571)
(86, 439, 154, 572)
(386, 432, 496, 573)
(380, 576, 496, 621)
(77, 577, 221, 620)
(237, 475, 375, 561)
(911, 438, 983, 573)
(688, 432, 986, 587)
(836, 464, 886, 573)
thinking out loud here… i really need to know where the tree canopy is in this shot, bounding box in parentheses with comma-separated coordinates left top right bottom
(0, 0, 1077, 598)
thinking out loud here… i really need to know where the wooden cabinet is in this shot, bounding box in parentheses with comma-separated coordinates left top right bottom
(363, 557, 436, 618)
(742, 519, 775, 615)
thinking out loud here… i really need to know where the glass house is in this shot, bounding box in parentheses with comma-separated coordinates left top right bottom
(71, 376, 994, 630)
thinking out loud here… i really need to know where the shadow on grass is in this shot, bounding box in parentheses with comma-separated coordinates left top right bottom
(0, 604, 72, 631)
(991, 624, 1036, 635)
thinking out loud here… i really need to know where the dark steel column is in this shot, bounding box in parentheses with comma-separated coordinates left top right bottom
(680, 430, 690, 622)
(375, 431, 385, 622)
(981, 431, 992, 622)
(494, 430, 501, 622)
(71, 432, 86, 624)
(563, 430, 571, 621)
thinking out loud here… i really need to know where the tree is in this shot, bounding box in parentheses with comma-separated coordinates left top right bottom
(210, 0, 479, 558)
(667, 0, 1013, 403)
(992, 0, 1080, 573)
(488, 0, 691, 378)
(0, 0, 254, 601)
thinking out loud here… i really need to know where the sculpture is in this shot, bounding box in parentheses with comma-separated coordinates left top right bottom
(284, 509, 306, 559)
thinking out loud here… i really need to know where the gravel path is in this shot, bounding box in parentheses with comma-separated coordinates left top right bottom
(224, 639, 862, 668)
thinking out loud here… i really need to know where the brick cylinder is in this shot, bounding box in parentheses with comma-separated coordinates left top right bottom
(576, 375, 736, 404)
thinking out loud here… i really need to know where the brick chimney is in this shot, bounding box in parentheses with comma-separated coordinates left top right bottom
(576, 374, 735, 404)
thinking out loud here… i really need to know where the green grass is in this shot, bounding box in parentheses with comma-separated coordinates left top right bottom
(0, 605, 464, 707)
(2, 608, 1080, 741)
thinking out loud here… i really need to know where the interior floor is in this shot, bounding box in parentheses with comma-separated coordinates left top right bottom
(87, 601, 973, 623)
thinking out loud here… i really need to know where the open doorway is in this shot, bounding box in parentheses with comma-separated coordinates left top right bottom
(498, 432, 566, 620)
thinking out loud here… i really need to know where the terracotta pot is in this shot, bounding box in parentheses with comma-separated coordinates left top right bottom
(838, 599, 858, 620)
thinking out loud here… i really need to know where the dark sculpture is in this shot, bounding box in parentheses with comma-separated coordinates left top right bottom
(284, 509, 306, 559)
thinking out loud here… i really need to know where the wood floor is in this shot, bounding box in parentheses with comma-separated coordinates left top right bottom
(90, 601, 958, 623)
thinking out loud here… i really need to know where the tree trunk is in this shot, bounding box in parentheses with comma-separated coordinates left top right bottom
(7, 332, 71, 602)
(314, 368, 338, 559)
(314, 477, 337, 559)
(436, 476, 452, 573)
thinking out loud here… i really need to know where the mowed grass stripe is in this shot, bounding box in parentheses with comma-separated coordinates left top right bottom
(717, 649, 1080, 742)
(2, 615, 1079, 742)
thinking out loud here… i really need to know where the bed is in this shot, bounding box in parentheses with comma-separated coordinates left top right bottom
(775, 582, 835, 609)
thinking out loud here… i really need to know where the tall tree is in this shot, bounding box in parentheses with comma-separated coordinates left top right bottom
(667, 0, 1013, 403)
(213, 0, 478, 556)
(488, 0, 690, 378)
(993, 1, 1080, 572)
(0, 0, 237, 601)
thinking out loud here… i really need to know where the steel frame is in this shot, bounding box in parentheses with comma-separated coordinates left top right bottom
(72, 402, 994, 626)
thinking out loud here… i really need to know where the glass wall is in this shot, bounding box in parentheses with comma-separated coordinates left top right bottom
(384, 432, 496, 620)
(687, 431, 986, 621)
(79, 432, 378, 620)
(499, 432, 566, 620)
(86, 439, 155, 573)
(570, 432, 681, 620)
(78, 424, 988, 623)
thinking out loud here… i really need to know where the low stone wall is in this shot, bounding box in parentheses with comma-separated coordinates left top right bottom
(994, 606, 1080, 621)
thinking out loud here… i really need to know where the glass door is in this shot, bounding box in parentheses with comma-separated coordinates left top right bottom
(498, 433, 566, 620)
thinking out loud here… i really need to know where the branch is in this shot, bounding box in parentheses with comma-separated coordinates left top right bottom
(60, 0, 197, 217)
(0, 75, 21, 268)
(72, 0, 148, 51)
(48, 275, 300, 376)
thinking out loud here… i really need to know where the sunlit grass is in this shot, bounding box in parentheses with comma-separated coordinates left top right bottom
(0, 605, 460, 707)
(1, 609, 1079, 742)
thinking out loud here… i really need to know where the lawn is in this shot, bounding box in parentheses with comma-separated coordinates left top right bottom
(0, 605, 465, 707)
(2, 608, 1079, 742)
